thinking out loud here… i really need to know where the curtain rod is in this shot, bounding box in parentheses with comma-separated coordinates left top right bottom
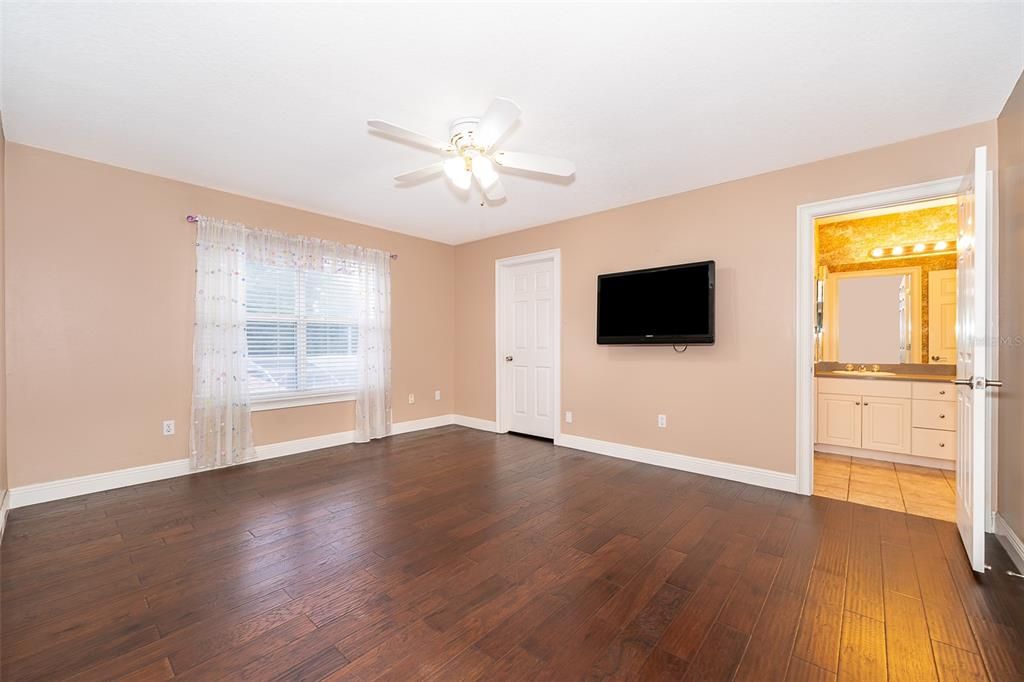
(186, 215, 398, 260)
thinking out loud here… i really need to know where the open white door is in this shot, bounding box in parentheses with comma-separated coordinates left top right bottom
(954, 145, 994, 573)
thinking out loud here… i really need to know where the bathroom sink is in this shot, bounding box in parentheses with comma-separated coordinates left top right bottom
(832, 370, 897, 376)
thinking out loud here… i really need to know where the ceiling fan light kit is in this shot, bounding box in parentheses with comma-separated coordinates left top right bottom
(367, 97, 575, 204)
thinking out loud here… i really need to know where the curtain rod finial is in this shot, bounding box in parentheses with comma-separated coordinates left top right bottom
(186, 215, 199, 223)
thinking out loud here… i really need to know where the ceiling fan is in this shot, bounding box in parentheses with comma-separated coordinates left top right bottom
(367, 97, 575, 202)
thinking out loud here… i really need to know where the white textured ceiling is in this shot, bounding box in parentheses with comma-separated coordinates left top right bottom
(3, 3, 1022, 245)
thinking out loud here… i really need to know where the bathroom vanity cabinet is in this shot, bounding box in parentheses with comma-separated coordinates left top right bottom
(816, 376, 955, 467)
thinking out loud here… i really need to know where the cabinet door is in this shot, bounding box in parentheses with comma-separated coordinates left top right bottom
(817, 393, 862, 448)
(861, 397, 912, 454)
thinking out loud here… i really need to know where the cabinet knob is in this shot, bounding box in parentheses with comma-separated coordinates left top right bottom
(863, 402, 869, 406)
(855, 402, 861, 406)
(939, 414, 946, 419)
(939, 390, 946, 395)
(939, 442, 945, 447)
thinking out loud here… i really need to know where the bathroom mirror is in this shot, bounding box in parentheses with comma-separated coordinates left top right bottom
(818, 264, 956, 365)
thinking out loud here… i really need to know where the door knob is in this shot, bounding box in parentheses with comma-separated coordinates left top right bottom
(952, 378, 973, 386)
(505, 355, 513, 362)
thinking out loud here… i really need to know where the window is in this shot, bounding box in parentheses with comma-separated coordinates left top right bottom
(246, 261, 361, 406)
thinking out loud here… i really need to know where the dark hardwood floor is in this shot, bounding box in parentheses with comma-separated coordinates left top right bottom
(2, 425, 1023, 680)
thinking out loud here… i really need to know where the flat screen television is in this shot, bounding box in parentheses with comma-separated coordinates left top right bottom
(597, 260, 715, 345)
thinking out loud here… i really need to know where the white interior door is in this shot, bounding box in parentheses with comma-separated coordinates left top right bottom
(928, 269, 958, 363)
(500, 258, 556, 438)
(954, 146, 992, 573)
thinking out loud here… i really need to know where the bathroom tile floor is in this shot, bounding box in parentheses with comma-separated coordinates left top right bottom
(813, 452, 957, 521)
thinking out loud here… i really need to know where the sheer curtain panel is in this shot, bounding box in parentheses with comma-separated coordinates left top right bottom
(190, 217, 255, 470)
(353, 247, 392, 441)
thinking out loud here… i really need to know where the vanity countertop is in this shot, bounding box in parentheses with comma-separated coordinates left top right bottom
(815, 370, 955, 383)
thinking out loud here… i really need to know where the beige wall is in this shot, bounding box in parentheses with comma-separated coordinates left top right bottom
(454, 122, 997, 476)
(2, 117, 1006, 489)
(997, 72, 1024, 542)
(5, 144, 455, 488)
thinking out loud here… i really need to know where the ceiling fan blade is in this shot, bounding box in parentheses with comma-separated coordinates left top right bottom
(475, 97, 522, 150)
(493, 151, 576, 177)
(367, 119, 450, 151)
(394, 162, 444, 183)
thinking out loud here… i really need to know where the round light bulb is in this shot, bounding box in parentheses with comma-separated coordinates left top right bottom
(891, 246, 904, 256)
(913, 243, 926, 253)
(934, 241, 948, 251)
(871, 248, 885, 258)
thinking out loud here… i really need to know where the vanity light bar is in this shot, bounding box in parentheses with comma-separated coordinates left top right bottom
(868, 240, 954, 260)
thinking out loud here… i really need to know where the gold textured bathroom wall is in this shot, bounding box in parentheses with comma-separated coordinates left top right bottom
(816, 204, 958, 364)
(816, 204, 958, 268)
(815, 201, 958, 266)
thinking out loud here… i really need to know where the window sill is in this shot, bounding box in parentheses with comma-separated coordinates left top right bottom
(251, 392, 356, 412)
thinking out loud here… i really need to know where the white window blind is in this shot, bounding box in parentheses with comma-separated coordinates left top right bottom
(245, 261, 361, 401)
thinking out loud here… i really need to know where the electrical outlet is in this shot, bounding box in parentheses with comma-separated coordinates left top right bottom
(565, 411, 573, 424)
(408, 393, 415, 405)
(657, 414, 667, 428)
(434, 390, 441, 401)
(162, 420, 175, 436)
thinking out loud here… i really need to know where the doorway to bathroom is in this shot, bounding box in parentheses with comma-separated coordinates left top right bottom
(795, 147, 999, 572)
(813, 195, 960, 520)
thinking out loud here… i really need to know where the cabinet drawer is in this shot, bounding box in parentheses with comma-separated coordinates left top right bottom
(912, 428, 956, 460)
(912, 381, 955, 402)
(912, 400, 955, 431)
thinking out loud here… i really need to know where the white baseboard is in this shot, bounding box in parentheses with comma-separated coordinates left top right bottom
(390, 414, 456, 435)
(453, 414, 498, 432)
(995, 514, 1024, 574)
(8, 458, 192, 510)
(8, 413, 488, 510)
(0, 489, 9, 540)
(814, 444, 954, 471)
(555, 433, 798, 493)
(253, 430, 356, 461)
(9, 416, 726, 511)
